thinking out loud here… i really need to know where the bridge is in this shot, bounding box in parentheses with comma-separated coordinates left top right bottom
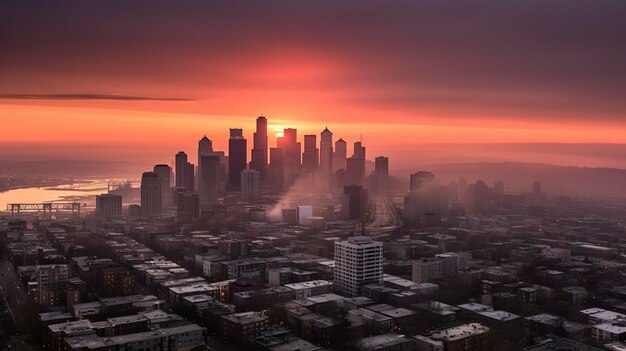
(6, 203, 81, 217)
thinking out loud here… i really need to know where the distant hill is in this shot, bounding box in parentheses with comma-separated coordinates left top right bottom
(393, 162, 626, 197)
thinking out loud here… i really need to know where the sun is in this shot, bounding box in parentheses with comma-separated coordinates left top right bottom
(276, 132, 284, 138)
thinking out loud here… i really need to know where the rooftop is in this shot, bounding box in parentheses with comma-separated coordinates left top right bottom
(430, 322, 490, 342)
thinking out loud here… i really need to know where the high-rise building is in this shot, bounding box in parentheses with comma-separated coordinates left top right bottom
(342, 185, 368, 220)
(197, 135, 213, 193)
(301, 134, 318, 173)
(175, 151, 194, 190)
(373, 156, 389, 195)
(251, 116, 268, 177)
(176, 188, 200, 222)
(95, 194, 122, 218)
(410, 171, 436, 194)
(141, 171, 161, 217)
(405, 172, 446, 228)
(278, 128, 301, 163)
(472, 180, 489, 214)
(154, 164, 171, 209)
(199, 155, 220, 205)
(353, 141, 366, 160)
(269, 147, 285, 193)
(320, 127, 333, 178)
(185, 162, 195, 191)
(334, 236, 383, 296)
(228, 128, 247, 190)
(345, 141, 366, 186)
(333, 138, 347, 172)
(345, 157, 365, 186)
(241, 169, 261, 200)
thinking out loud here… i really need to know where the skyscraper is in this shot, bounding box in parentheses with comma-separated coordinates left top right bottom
(277, 128, 301, 187)
(228, 128, 247, 190)
(342, 185, 368, 220)
(410, 171, 436, 194)
(353, 141, 366, 160)
(334, 236, 383, 296)
(277, 128, 301, 165)
(333, 138, 347, 172)
(374, 156, 389, 195)
(301, 134, 318, 174)
(320, 127, 333, 177)
(153, 164, 171, 209)
(269, 147, 285, 193)
(199, 155, 219, 205)
(241, 169, 261, 200)
(175, 151, 194, 191)
(345, 141, 366, 186)
(141, 171, 161, 217)
(197, 135, 214, 194)
(251, 116, 268, 177)
(405, 172, 446, 228)
(345, 157, 365, 186)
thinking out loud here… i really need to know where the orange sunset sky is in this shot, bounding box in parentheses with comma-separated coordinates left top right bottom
(1, 1, 625, 169)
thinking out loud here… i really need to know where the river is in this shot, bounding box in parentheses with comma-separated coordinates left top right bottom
(0, 180, 108, 211)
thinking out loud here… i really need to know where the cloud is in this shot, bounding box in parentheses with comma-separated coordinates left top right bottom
(0, 93, 192, 101)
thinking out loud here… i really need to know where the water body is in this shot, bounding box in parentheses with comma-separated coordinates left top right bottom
(0, 181, 107, 211)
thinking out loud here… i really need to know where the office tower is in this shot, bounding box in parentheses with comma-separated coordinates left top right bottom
(175, 151, 189, 188)
(301, 134, 318, 173)
(410, 171, 436, 194)
(320, 127, 333, 176)
(353, 141, 366, 160)
(277, 128, 301, 166)
(334, 236, 383, 296)
(197, 135, 213, 193)
(405, 172, 446, 228)
(251, 116, 268, 177)
(198, 135, 213, 155)
(176, 188, 200, 222)
(345, 157, 365, 186)
(228, 128, 247, 190)
(199, 155, 219, 205)
(346, 141, 366, 186)
(241, 169, 261, 200)
(95, 194, 122, 218)
(342, 185, 368, 220)
(141, 171, 161, 216)
(471, 180, 489, 214)
(153, 164, 171, 208)
(373, 156, 389, 195)
(185, 162, 195, 191)
(333, 138, 347, 172)
(269, 147, 285, 193)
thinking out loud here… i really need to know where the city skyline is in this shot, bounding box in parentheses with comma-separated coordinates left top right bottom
(2, 1, 626, 169)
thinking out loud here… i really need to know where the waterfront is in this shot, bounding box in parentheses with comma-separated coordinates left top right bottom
(0, 180, 107, 211)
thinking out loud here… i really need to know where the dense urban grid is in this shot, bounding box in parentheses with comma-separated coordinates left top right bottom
(1, 115, 626, 351)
